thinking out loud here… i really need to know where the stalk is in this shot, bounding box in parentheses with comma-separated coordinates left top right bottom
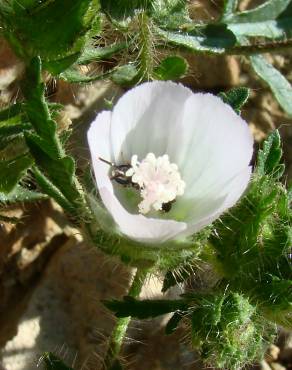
(104, 268, 149, 369)
(137, 12, 154, 80)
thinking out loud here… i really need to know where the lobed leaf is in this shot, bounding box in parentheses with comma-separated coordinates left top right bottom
(0, 154, 33, 193)
(257, 130, 284, 177)
(1, 0, 100, 72)
(218, 87, 249, 113)
(22, 57, 84, 214)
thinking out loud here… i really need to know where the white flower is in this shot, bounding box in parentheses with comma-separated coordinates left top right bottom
(87, 81, 253, 245)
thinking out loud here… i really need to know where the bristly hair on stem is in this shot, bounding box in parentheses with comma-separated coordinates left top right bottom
(137, 11, 155, 81)
(103, 267, 149, 370)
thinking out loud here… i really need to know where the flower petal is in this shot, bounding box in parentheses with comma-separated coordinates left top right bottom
(87, 110, 187, 244)
(99, 186, 187, 244)
(110, 81, 193, 163)
(177, 166, 252, 238)
(169, 93, 253, 197)
(87, 110, 113, 189)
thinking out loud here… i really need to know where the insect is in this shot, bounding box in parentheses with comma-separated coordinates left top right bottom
(99, 157, 136, 187)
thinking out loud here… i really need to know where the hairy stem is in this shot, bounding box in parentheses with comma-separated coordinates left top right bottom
(226, 38, 292, 55)
(138, 12, 154, 80)
(104, 268, 148, 369)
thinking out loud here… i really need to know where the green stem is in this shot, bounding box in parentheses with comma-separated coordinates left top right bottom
(225, 38, 292, 56)
(138, 12, 154, 80)
(104, 268, 148, 369)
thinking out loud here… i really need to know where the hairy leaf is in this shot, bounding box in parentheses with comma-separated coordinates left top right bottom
(1, 0, 100, 72)
(154, 55, 188, 80)
(111, 64, 139, 86)
(218, 87, 249, 113)
(0, 154, 33, 193)
(25, 134, 80, 204)
(257, 130, 284, 178)
(190, 292, 272, 369)
(0, 103, 22, 122)
(60, 66, 112, 83)
(151, 0, 190, 29)
(226, 0, 292, 39)
(104, 296, 188, 318)
(77, 42, 127, 65)
(250, 55, 292, 116)
(100, 0, 153, 20)
(156, 24, 237, 54)
(221, 0, 239, 20)
(0, 185, 47, 204)
(21, 57, 60, 149)
(22, 57, 83, 213)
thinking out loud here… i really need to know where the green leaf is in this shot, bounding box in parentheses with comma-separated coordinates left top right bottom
(154, 55, 188, 80)
(1, 0, 100, 67)
(22, 57, 85, 215)
(151, 0, 190, 29)
(250, 55, 292, 116)
(226, 0, 292, 39)
(77, 42, 127, 65)
(0, 103, 22, 122)
(156, 23, 237, 54)
(25, 134, 80, 204)
(41, 352, 74, 370)
(60, 66, 112, 83)
(0, 121, 31, 137)
(100, 0, 153, 20)
(221, 0, 239, 20)
(0, 185, 47, 204)
(21, 57, 59, 147)
(43, 53, 81, 76)
(111, 64, 139, 86)
(257, 130, 284, 178)
(189, 292, 271, 369)
(218, 87, 249, 113)
(0, 103, 32, 151)
(0, 154, 33, 193)
(104, 296, 188, 319)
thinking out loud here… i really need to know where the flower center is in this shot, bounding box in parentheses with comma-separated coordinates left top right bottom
(125, 153, 185, 214)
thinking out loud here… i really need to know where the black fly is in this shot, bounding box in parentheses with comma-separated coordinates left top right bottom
(99, 157, 136, 187)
